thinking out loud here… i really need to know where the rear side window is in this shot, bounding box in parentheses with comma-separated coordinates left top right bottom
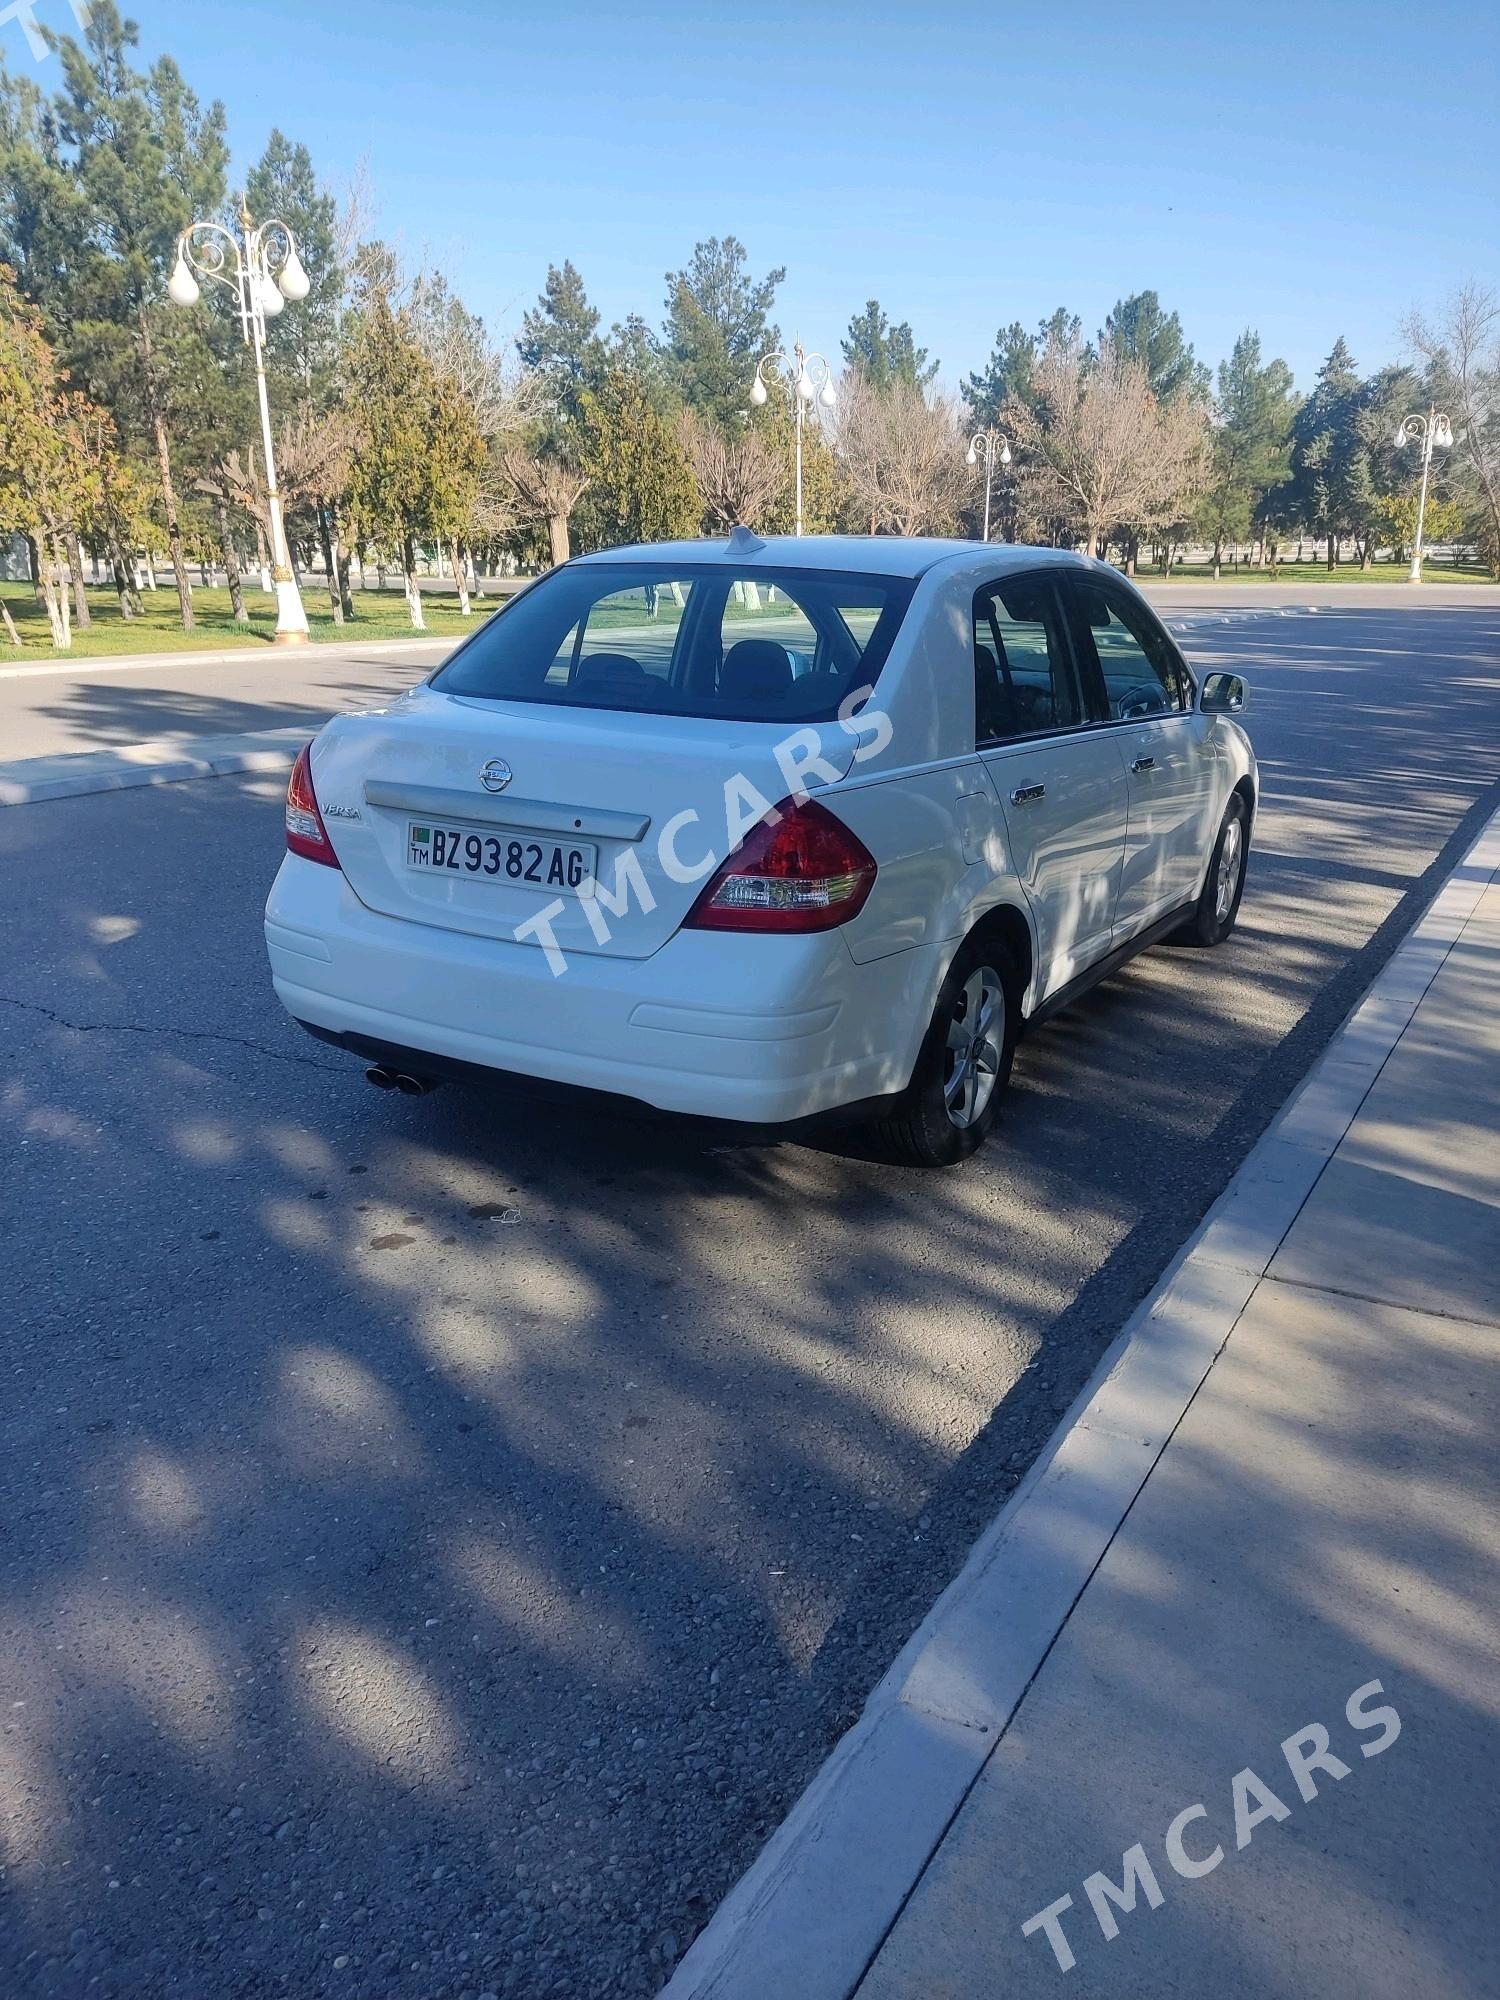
(972, 575, 1084, 745)
(1067, 581, 1191, 719)
(435, 563, 914, 724)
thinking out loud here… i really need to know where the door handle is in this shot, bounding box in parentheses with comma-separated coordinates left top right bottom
(1010, 783, 1046, 805)
(1131, 755, 1156, 773)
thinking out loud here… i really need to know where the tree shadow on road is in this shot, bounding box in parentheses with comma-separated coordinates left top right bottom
(0, 604, 1497, 1998)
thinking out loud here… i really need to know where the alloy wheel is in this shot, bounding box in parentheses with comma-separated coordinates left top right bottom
(943, 966, 1005, 1129)
(1214, 816, 1244, 924)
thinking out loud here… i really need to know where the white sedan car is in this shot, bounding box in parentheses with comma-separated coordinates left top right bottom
(266, 534, 1254, 1166)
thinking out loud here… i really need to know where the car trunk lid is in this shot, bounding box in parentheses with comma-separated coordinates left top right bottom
(309, 686, 860, 961)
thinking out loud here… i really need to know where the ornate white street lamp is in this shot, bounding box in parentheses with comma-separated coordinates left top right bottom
(1393, 406, 1454, 584)
(750, 341, 836, 536)
(168, 197, 312, 643)
(965, 427, 1013, 543)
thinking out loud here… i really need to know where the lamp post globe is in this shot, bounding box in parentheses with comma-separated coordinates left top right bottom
(277, 247, 311, 302)
(167, 256, 200, 308)
(965, 428, 1013, 544)
(168, 197, 311, 644)
(1394, 406, 1452, 584)
(750, 340, 836, 536)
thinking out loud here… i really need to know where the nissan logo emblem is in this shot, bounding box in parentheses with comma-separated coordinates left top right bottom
(479, 757, 513, 794)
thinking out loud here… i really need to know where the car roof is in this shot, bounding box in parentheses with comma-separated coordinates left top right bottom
(569, 534, 1104, 582)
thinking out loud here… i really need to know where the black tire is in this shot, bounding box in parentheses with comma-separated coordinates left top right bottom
(866, 931, 1021, 1168)
(1176, 793, 1250, 948)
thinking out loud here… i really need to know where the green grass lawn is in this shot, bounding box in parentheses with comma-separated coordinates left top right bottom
(0, 579, 497, 663)
(1146, 559, 1494, 584)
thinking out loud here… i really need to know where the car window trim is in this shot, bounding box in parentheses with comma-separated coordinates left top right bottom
(434, 559, 916, 723)
(971, 567, 1090, 751)
(1063, 573, 1195, 720)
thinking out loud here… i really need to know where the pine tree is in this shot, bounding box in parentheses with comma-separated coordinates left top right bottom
(345, 282, 482, 628)
(1102, 291, 1208, 402)
(15, 5, 228, 630)
(246, 130, 342, 404)
(1199, 331, 1298, 572)
(662, 236, 783, 430)
(965, 311, 1079, 427)
(842, 300, 938, 392)
(517, 261, 605, 425)
(577, 367, 698, 551)
(1288, 337, 1363, 566)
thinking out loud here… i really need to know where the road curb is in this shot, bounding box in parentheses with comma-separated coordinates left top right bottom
(662, 800, 1500, 2000)
(0, 728, 308, 806)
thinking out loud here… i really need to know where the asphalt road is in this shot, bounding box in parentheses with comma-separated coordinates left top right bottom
(2, 580, 1494, 769)
(0, 640, 451, 765)
(2, 604, 1498, 1999)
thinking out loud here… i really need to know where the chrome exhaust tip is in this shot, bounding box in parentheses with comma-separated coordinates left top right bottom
(364, 1064, 436, 1096)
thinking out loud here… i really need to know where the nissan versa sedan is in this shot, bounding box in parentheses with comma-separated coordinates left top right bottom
(265, 533, 1254, 1166)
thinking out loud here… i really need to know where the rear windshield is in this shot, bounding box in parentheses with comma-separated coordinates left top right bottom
(432, 562, 916, 723)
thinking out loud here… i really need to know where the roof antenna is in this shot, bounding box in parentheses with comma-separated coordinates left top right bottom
(726, 523, 767, 555)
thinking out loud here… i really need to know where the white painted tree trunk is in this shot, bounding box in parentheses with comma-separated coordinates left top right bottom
(403, 539, 425, 630)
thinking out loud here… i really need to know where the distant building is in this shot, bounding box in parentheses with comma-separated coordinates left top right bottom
(1, 535, 29, 583)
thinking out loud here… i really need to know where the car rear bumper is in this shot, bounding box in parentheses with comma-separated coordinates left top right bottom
(265, 856, 938, 1122)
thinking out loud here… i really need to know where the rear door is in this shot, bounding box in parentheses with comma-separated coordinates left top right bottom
(974, 572, 1129, 997)
(1062, 576, 1212, 934)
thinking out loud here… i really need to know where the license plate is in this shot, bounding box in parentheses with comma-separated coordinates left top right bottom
(407, 820, 597, 895)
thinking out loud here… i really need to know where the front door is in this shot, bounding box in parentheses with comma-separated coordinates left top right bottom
(973, 572, 1129, 1000)
(1063, 577, 1211, 933)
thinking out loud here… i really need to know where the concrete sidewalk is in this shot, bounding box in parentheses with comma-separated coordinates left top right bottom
(668, 808, 1500, 2000)
(0, 725, 313, 805)
(858, 877, 1500, 1996)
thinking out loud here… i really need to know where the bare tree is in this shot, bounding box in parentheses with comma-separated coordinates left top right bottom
(409, 267, 538, 453)
(681, 409, 786, 530)
(501, 448, 589, 566)
(467, 474, 521, 584)
(276, 406, 361, 620)
(833, 377, 966, 535)
(195, 449, 267, 622)
(330, 158, 375, 282)
(1006, 340, 1209, 557)
(1405, 283, 1500, 576)
(200, 407, 360, 622)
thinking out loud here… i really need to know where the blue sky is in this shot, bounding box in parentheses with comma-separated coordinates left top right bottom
(20, 0, 1499, 392)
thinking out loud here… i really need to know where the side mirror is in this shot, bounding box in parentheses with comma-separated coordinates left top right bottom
(1201, 671, 1247, 715)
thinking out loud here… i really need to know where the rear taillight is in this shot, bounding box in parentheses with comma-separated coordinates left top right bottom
(684, 796, 876, 933)
(285, 742, 340, 868)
